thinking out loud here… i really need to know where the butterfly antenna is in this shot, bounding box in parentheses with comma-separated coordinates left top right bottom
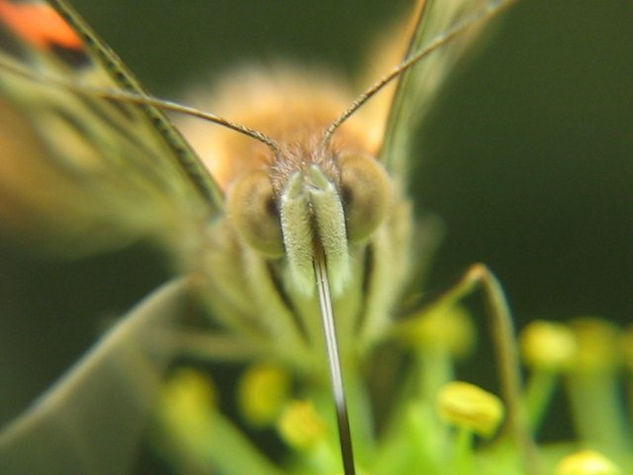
(321, 0, 517, 146)
(94, 89, 283, 157)
(313, 249, 356, 475)
(0, 56, 282, 156)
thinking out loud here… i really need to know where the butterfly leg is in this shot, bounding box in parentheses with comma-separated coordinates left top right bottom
(398, 263, 541, 475)
(153, 327, 265, 363)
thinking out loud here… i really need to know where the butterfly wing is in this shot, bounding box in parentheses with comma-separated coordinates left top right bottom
(380, 0, 509, 180)
(0, 1, 220, 472)
(0, 0, 222, 255)
(0, 278, 191, 475)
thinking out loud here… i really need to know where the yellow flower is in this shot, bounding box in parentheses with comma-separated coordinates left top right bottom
(238, 362, 291, 426)
(401, 303, 476, 358)
(277, 400, 327, 450)
(436, 381, 504, 437)
(520, 320, 577, 371)
(159, 368, 217, 443)
(555, 449, 620, 475)
(570, 317, 620, 373)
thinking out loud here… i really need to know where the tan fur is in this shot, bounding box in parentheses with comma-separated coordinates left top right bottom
(177, 5, 417, 193)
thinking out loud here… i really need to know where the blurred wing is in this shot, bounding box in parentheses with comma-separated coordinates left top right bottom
(380, 0, 509, 180)
(0, 0, 222, 254)
(0, 278, 190, 475)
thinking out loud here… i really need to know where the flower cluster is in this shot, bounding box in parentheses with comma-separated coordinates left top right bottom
(152, 311, 632, 474)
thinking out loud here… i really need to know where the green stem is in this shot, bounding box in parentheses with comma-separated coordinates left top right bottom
(524, 370, 557, 434)
(417, 347, 454, 401)
(454, 427, 474, 475)
(203, 411, 283, 475)
(566, 371, 629, 453)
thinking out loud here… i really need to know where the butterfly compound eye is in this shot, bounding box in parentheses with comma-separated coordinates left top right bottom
(339, 154, 391, 243)
(227, 169, 284, 256)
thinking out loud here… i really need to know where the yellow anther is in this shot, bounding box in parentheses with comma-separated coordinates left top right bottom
(570, 317, 620, 373)
(238, 362, 290, 426)
(159, 368, 216, 440)
(277, 400, 327, 450)
(402, 304, 476, 358)
(436, 381, 504, 438)
(520, 320, 578, 371)
(554, 449, 620, 475)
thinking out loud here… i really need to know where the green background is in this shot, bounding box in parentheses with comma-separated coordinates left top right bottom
(1, 0, 631, 452)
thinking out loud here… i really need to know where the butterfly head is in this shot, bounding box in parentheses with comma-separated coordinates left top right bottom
(226, 129, 391, 295)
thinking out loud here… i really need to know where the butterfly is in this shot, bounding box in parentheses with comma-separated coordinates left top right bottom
(2, 0, 606, 473)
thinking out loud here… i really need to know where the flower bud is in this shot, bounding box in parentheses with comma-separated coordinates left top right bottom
(277, 400, 327, 450)
(402, 304, 476, 358)
(570, 317, 620, 373)
(238, 362, 290, 426)
(555, 449, 620, 475)
(436, 381, 504, 437)
(520, 320, 577, 371)
(159, 368, 216, 441)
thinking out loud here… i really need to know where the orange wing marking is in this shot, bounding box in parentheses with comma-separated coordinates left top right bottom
(0, 0, 82, 50)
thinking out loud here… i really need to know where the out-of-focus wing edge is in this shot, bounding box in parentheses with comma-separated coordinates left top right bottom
(380, 0, 511, 180)
(0, 277, 192, 475)
(48, 0, 224, 212)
